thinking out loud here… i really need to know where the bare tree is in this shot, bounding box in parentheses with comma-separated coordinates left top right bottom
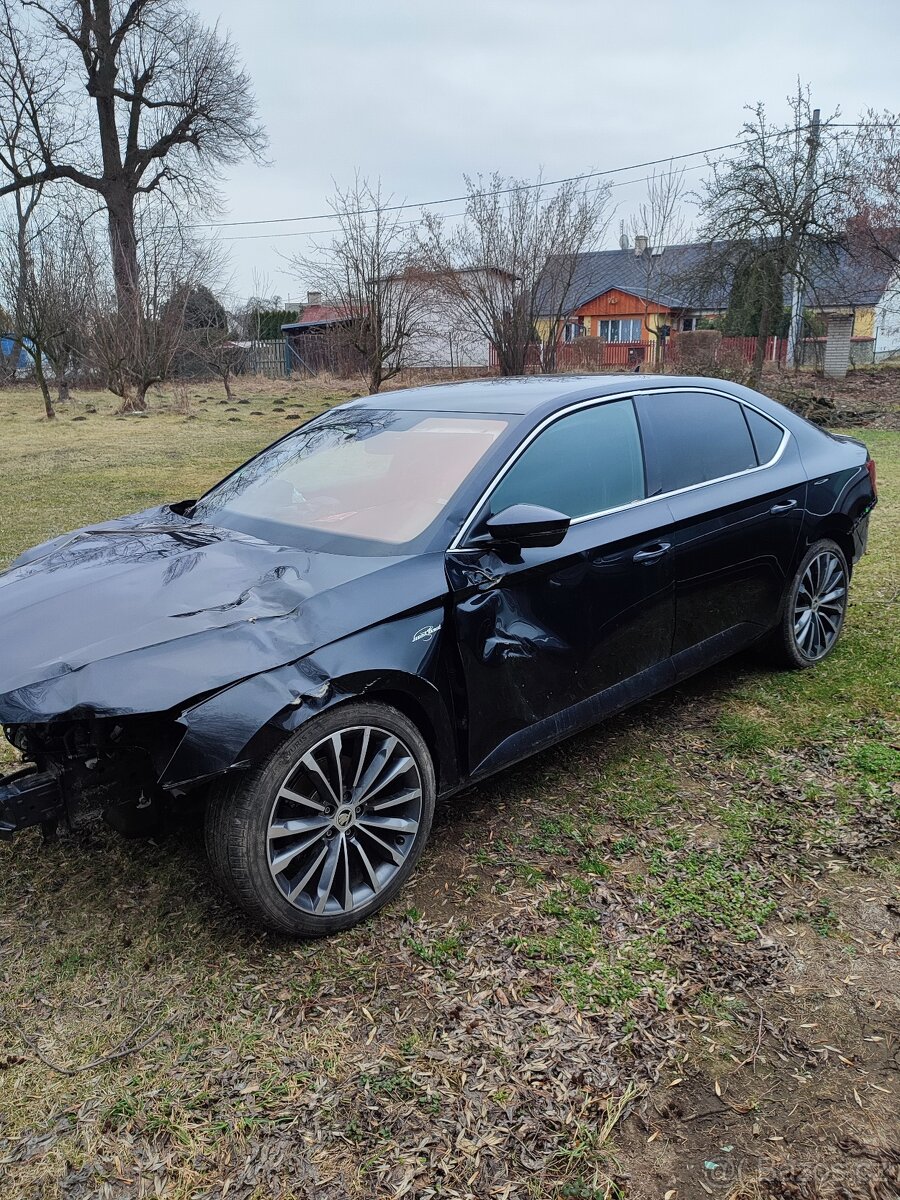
(420, 173, 611, 375)
(291, 176, 429, 394)
(88, 203, 221, 411)
(187, 300, 245, 401)
(629, 164, 689, 367)
(0, 194, 99, 416)
(697, 87, 860, 383)
(197, 331, 244, 402)
(0, 1, 68, 388)
(845, 109, 900, 271)
(0, 0, 266, 319)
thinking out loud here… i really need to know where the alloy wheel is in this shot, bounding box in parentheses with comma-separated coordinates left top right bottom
(793, 550, 846, 661)
(266, 725, 423, 916)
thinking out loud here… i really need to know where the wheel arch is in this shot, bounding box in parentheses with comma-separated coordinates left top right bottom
(160, 662, 461, 796)
(804, 515, 856, 577)
(266, 671, 460, 794)
(356, 686, 444, 786)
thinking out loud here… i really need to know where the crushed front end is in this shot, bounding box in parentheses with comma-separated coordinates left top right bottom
(0, 716, 185, 840)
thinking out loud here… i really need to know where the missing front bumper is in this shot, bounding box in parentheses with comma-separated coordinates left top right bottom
(0, 768, 65, 839)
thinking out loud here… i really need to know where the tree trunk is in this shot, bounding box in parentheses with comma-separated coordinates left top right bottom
(117, 381, 149, 414)
(368, 358, 383, 394)
(223, 372, 233, 402)
(133, 380, 149, 412)
(497, 336, 526, 376)
(91, 19, 141, 321)
(34, 358, 54, 419)
(750, 295, 771, 386)
(56, 376, 71, 403)
(542, 322, 559, 373)
(106, 188, 141, 319)
(11, 198, 30, 383)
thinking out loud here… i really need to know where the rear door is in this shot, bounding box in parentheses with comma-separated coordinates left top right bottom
(446, 397, 676, 778)
(634, 388, 806, 673)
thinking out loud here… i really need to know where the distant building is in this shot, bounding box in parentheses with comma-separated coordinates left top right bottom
(537, 239, 897, 364)
(281, 274, 501, 376)
(0, 334, 36, 373)
(403, 268, 507, 370)
(281, 294, 357, 376)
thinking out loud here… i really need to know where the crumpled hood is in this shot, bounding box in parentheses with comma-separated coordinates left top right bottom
(0, 506, 442, 723)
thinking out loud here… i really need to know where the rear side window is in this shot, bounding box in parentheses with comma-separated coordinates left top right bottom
(635, 391, 757, 494)
(489, 398, 645, 519)
(743, 406, 784, 464)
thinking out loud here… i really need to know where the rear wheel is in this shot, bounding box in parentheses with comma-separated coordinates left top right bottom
(205, 702, 435, 936)
(770, 539, 849, 669)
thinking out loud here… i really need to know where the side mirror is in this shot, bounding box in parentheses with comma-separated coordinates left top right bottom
(482, 503, 571, 548)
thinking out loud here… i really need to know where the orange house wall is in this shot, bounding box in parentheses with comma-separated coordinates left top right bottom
(573, 288, 672, 344)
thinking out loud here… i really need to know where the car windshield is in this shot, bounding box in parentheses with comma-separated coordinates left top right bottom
(191, 408, 509, 553)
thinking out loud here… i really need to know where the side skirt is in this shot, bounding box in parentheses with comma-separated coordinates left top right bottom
(671, 622, 758, 681)
(463, 622, 760, 790)
(469, 659, 676, 783)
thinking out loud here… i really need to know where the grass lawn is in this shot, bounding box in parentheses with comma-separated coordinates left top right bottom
(0, 382, 897, 1200)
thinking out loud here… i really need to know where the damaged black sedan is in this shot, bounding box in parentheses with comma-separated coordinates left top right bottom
(0, 376, 877, 936)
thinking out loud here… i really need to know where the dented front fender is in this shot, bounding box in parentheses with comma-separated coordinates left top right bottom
(159, 605, 461, 793)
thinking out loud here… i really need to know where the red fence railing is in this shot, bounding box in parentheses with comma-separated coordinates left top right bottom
(489, 341, 648, 371)
(487, 332, 876, 373)
(718, 336, 787, 364)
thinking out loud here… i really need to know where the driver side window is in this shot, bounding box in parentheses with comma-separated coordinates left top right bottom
(489, 398, 646, 520)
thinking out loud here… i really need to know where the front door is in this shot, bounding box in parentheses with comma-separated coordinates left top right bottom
(446, 397, 676, 779)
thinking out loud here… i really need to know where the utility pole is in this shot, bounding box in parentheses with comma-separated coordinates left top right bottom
(787, 108, 821, 368)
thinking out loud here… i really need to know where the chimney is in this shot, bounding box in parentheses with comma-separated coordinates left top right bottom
(306, 290, 322, 306)
(634, 235, 649, 256)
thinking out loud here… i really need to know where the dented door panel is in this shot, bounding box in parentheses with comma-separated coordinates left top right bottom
(446, 498, 677, 777)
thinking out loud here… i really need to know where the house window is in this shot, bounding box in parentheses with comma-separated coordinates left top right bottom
(598, 318, 643, 343)
(563, 321, 585, 343)
(681, 317, 698, 332)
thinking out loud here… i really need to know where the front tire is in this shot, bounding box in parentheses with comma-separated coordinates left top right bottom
(771, 539, 849, 669)
(205, 702, 435, 937)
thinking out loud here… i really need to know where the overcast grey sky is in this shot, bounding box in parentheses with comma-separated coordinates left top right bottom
(201, 0, 900, 304)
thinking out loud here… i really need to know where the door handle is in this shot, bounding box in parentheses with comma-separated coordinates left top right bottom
(633, 542, 671, 563)
(770, 499, 798, 514)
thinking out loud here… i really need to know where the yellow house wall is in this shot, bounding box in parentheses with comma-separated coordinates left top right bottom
(646, 312, 667, 337)
(853, 307, 875, 337)
(535, 317, 554, 344)
(812, 307, 876, 337)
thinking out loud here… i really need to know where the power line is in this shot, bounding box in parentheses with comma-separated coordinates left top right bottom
(202, 119, 888, 243)
(215, 160, 715, 243)
(193, 136, 779, 232)
(196, 119, 890, 235)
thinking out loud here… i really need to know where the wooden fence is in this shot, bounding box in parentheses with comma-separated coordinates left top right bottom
(284, 331, 365, 378)
(244, 339, 288, 379)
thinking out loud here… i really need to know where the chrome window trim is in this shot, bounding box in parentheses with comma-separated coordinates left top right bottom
(449, 385, 791, 551)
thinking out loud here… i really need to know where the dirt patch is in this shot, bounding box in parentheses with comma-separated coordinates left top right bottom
(615, 868, 900, 1199)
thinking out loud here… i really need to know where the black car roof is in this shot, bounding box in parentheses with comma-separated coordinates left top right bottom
(346, 374, 691, 416)
(343, 374, 801, 429)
